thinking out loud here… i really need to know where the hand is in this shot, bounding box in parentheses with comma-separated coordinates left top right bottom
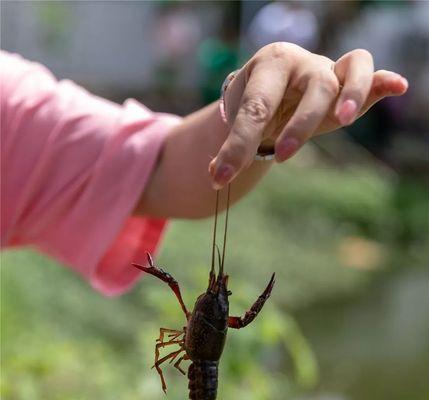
(209, 42, 408, 189)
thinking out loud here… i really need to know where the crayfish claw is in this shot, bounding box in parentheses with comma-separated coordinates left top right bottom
(146, 251, 154, 267)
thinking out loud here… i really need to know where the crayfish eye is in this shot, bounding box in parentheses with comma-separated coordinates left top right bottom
(227, 290, 232, 296)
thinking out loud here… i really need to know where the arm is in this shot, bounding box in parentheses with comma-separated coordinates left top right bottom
(0, 48, 407, 294)
(138, 101, 271, 219)
(138, 43, 408, 219)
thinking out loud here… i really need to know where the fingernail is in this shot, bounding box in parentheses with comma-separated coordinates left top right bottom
(337, 99, 358, 126)
(400, 77, 409, 90)
(213, 163, 235, 189)
(276, 137, 300, 162)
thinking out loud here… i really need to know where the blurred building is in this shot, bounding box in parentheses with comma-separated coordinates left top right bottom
(1, 1, 227, 100)
(2, 2, 158, 90)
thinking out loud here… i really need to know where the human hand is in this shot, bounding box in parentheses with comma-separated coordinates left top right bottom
(209, 42, 408, 189)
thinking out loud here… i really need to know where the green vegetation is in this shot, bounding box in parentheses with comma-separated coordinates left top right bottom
(2, 155, 428, 399)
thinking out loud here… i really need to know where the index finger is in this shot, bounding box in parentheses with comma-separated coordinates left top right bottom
(210, 61, 289, 189)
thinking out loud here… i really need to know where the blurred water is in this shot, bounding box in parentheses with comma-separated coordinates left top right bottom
(298, 268, 429, 400)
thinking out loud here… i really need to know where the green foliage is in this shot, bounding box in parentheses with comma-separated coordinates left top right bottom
(2, 161, 428, 399)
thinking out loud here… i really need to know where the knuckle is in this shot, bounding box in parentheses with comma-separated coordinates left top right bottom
(343, 88, 365, 106)
(297, 111, 316, 125)
(313, 71, 339, 96)
(290, 111, 318, 132)
(256, 42, 300, 63)
(267, 41, 290, 59)
(240, 96, 272, 125)
(352, 48, 373, 61)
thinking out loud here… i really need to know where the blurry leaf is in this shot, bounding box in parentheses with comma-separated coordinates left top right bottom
(2, 158, 428, 399)
(261, 308, 319, 389)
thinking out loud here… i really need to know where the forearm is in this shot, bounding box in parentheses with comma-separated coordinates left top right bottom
(137, 102, 272, 219)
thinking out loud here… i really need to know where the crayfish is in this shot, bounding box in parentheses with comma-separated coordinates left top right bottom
(132, 185, 275, 399)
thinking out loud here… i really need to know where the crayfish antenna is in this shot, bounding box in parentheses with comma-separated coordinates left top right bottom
(219, 183, 231, 276)
(210, 190, 220, 276)
(207, 244, 222, 293)
(208, 190, 220, 292)
(208, 184, 231, 290)
(215, 244, 222, 274)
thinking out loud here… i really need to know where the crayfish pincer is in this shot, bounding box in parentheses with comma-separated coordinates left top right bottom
(132, 185, 275, 399)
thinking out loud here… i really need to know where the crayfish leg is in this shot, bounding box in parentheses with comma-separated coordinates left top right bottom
(173, 353, 190, 375)
(153, 348, 186, 393)
(152, 327, 187, 393)
(156, 327, 184, 343)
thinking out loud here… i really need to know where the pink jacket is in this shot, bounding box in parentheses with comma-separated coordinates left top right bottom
(1, 51, 181, 296)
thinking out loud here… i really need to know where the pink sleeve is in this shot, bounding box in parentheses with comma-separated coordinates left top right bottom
(0, 51, 182, 296)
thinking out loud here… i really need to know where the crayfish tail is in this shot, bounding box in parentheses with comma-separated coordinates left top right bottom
(188, 360, 218, 400)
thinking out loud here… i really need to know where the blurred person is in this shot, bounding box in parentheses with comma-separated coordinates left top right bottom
(1, 43, 408, 295)
(247, 2, 320, 52)
(197, 3, 241, 103)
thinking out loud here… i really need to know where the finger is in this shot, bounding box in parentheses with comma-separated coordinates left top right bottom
(358, 69, 409, 116)
(210, 62, 289, 189)
(275, 71, 339, 162)
(334, 49, 374, 126)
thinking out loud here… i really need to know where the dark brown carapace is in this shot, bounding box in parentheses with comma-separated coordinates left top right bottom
(132, 185, 275, 399)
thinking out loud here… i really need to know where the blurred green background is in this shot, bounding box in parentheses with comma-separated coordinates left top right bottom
(2, 154, 428, 399)
(1, 1, 429, 399)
